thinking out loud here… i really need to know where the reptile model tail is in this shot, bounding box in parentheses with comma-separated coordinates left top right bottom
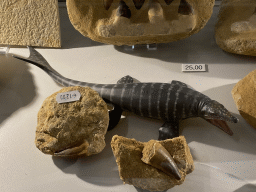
(13, 46, 60, 75)
(13, 46, 97, 87)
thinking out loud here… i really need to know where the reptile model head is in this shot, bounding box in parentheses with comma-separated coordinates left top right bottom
(199, 100, 239, 136)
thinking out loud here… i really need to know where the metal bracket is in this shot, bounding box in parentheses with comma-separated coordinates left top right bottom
(0, 46, 10, 55)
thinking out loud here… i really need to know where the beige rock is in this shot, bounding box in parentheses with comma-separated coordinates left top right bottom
(232, 70, 256, 129)
(111, 135, 194, 191)
(0, 0, 61, 48)
(141, 140, 182, 180)
(35, 86, 109, 157)
(215, 0, 256, 56)
(67, 0, 214, 46)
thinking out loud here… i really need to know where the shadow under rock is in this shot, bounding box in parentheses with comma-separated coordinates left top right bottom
(52, 118, 129, 186)
(59, 7, 106, 49)
(59, 5, 256, 80)
(114, 7, 256, 80)
(0, 54, 36, 125)
(182, 84, 256, 156)
(234, 184, 256, 192)
(135, 187, 167, 192)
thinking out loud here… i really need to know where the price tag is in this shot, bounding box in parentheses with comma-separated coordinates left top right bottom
(56, 90, 81, 104)
(182, 64, 206, 72)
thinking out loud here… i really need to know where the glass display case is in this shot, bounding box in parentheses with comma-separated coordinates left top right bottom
(1, 1, 256, 192)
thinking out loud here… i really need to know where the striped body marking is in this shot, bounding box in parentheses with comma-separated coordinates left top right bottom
(13, 47, 238, 140)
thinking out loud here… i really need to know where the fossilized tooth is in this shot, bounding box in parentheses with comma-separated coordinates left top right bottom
(142, 141, 182, 180)
(253, 7, 256, 14)
(133, 0, 145, 10)
(54, 141, 88, 157)
(117, 0, 131, 18)
(103, 0, 114, 10)
(178, 0, 193, 15)
(148, 0, 164, 19)
(164, 0, 175, 5)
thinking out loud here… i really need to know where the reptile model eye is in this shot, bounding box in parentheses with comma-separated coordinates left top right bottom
(66, 0, 215, 45)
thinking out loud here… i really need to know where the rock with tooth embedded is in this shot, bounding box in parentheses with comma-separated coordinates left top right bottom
(215, 0, 256, 56)
(141, 140, 182, 180)
(35, 86, 109, 157)
(111, 135, 194, 191)
(232, 70, 256, 129)
(67, 0, 214, 46)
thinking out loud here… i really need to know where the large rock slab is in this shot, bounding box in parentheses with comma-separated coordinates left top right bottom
(0, 0, 61, 47)
(35, 86, 109, 157)
(111, 135, 194, 191)
(232, 70, 256, 129)
(67, 0, 214, 46)
(215, 0, 256, 56)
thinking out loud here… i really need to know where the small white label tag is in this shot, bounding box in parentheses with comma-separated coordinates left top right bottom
(56, 90, 81, 104)
(182, 64, 206, 72)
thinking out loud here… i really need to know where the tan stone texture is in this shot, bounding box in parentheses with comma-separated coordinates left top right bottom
(142, 140, 162, 165)
(111, 135, 194, 191)
(67, 0, 214, 46)
(0, 0, 61, 47)
(142, 140, 180, 178)
(35, 86, 109, 157)
(232, 70, 256, 129)
(215, 0, 256, 56)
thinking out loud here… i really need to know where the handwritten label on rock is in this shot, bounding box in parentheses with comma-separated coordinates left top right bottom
(56, 90, 81, 104)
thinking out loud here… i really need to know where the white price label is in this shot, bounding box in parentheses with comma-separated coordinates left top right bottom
(56, 90, 81, 104)
(182, 64, 206, 72)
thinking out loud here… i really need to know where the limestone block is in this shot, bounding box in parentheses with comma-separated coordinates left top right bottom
(111, 135, 194, 191)
(0, 0, 61, 47)
(232, 70, 256, 129)
(215, 0, 256, 56)
(67, 0, 214, 46)
(35, 86, 109, 157)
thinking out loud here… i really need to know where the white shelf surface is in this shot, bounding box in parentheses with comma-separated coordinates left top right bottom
(1, 6, 256, 192)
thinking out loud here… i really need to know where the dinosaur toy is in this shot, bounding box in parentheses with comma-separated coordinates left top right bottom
(13, 47, 238, 141)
